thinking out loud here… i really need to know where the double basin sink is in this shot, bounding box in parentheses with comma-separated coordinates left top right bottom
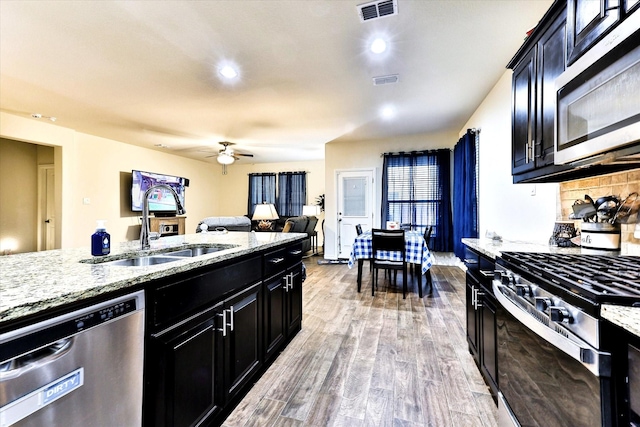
(82, 244, 237, 267)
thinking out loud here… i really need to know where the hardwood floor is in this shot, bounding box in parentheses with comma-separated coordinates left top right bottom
(222, 256, 497, 427)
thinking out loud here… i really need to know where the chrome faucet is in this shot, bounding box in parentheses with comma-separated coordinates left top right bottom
(140, 184, 186, 250)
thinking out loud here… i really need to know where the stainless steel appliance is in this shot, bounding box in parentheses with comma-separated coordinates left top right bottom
(0, 290, 145, 426)
(493, 252, 640, 427)
(555, 11, 640, 167)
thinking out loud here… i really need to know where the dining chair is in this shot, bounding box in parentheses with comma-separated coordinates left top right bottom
(371, 228, 407, 299)
(423, 226, 433, 291)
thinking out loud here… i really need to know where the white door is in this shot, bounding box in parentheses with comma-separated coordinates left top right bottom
(38, 165, 55, 251)
(337, 169, 374, 259)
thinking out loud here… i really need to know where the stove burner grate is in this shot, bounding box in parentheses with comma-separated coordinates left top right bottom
(500, 252, 640, 303)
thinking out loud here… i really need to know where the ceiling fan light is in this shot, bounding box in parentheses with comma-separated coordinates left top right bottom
(217, 152, 235, 165)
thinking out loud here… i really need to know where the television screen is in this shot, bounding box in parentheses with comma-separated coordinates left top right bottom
(131, 170, 188, 214)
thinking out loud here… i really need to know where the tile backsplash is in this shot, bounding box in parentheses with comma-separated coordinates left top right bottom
(559, 169, 640, 255)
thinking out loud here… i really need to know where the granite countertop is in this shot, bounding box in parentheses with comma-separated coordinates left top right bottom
(602, 305, 640, 339)
(461, 238, 640, 339)
(461, 237, 582, 260)
(0, 232, 305, 325)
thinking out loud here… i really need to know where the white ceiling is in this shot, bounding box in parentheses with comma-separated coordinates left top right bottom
(0, 0, 552, 164)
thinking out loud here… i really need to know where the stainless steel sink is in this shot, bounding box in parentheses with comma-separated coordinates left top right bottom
(164, 246, 227, 257)
(102, 255, 182, 267)
(81, 244, 237, 266)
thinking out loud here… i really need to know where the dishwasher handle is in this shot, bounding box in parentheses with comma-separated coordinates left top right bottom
(0, 338, 73, 381)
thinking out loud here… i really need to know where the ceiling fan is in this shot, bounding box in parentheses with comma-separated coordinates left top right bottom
(208, 141, 254, 165)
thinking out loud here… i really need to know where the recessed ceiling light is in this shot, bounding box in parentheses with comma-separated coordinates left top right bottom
(380, 106, 396, 119)
(370, 38, 387, 54)
(219, 65, 238, 79)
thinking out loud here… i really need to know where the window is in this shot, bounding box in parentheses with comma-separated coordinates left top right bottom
(382, 150, 453, 252)
(248, 173, 276, 216)
(277, 172, 306, 217)
(248, 172, 307, 217)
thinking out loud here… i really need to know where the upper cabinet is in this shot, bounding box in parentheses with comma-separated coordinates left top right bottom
(508, 2, 570, 182)
(507, 0, 639, 183)
(567, 0, 621, 65)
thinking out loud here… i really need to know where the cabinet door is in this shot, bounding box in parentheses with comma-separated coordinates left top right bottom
(224, 282, 263, 401)
(285, 263, 303, 337)
(536, 11, 567, 167)
(512, 47, 537, 175)
(480, 292, 498, 397)
(466, 273, 479, 360)
(264, 273, 286, 360)
(567, 0, 621, 65)
(146, 305, 222, 427)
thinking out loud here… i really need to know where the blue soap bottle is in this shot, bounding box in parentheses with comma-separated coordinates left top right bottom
(91, 220, 110, 256)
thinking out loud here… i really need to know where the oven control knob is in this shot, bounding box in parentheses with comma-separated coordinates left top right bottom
(501, 273, 511, 285)
(516, 284, 530, 297)
(535, 297, 551, 311)
(550, 306, 573, 324)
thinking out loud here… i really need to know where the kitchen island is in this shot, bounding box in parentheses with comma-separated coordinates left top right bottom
(0, 231, 304, 324)
(0, 231, 307, 427)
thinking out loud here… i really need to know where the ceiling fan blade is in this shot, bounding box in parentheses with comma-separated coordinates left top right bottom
(236, 153, 254, 157)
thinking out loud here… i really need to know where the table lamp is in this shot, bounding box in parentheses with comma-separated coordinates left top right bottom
(302, 205, 320, 217)
(252, 203, 279, 231)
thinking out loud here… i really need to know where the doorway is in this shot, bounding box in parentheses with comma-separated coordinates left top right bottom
(336, 169, 374, 259)
(38, 164, 55, 251)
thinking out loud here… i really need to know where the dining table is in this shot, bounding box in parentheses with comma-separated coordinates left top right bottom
(347, 230, 435, 297)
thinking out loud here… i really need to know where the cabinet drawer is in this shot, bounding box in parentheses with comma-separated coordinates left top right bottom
(151, 256, 261, 329)
(263, 243, 304, 277)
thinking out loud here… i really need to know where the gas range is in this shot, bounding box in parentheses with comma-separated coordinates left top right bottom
(497, 252, 640, 312)
(494, 252, 640, 356)
(493, 252, 640, 427)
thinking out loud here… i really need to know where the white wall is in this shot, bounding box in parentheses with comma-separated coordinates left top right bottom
(0, 111, 326, 251)
(460, 71, 558, 243)
(0, 112, 220, 249)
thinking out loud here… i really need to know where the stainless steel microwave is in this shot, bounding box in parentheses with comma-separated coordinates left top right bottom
(555, 12, 640, 167)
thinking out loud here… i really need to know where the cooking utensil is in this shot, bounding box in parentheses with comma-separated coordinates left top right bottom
(613, 192, 639, 224)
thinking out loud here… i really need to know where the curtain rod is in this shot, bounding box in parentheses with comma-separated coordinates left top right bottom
(248, 171, 308, 176)
(380, 148, 451, 157)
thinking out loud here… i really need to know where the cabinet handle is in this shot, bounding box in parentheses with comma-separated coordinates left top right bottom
(217, 310, 227, 337)
(471, 287, 477, 308)
(269, 257, 285, 265)
(290, 250, 302, 256)
(476, 291, 484, 308)
(229, 306, 234, 332)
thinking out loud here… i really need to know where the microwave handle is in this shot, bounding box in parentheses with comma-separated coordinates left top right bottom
(493, 281, 611, 377)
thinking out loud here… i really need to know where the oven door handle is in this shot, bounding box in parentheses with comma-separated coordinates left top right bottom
(493, 281, 611, 377)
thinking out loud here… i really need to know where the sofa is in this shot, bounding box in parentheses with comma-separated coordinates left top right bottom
(196, 216, 252, 232)
(282, 215, 318, 253)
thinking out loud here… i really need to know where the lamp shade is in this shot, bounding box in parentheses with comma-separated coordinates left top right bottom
(252, 203, 279, 220)
(302, 205, 320, 216)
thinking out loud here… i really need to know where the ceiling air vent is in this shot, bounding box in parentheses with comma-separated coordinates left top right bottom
(357, 0, 398, 22)
(373, 74, 399, 86)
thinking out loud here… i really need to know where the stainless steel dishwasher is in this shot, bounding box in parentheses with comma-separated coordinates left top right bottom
(0, 290, 145, 427)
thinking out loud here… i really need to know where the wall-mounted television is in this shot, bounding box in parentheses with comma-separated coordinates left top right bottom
(131, 170, 188, 217)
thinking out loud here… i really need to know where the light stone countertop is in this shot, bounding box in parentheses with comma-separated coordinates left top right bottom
(461, 238, 640, 338)
(0, 232, 305, 325)
(602, 305, 640, 339)
(461, 238, 582, 260)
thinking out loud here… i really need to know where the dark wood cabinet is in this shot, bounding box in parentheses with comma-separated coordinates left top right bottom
(263, 244, 303, 362)
(146, 304, 223, 427)
(144, 240, 304, 427)
(511, 46, 537, 175)
(509, 3, 569, 182)
(567, 0, 621, 65)
(222, 283, 263, 401)
(464, 246, 498, 401)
